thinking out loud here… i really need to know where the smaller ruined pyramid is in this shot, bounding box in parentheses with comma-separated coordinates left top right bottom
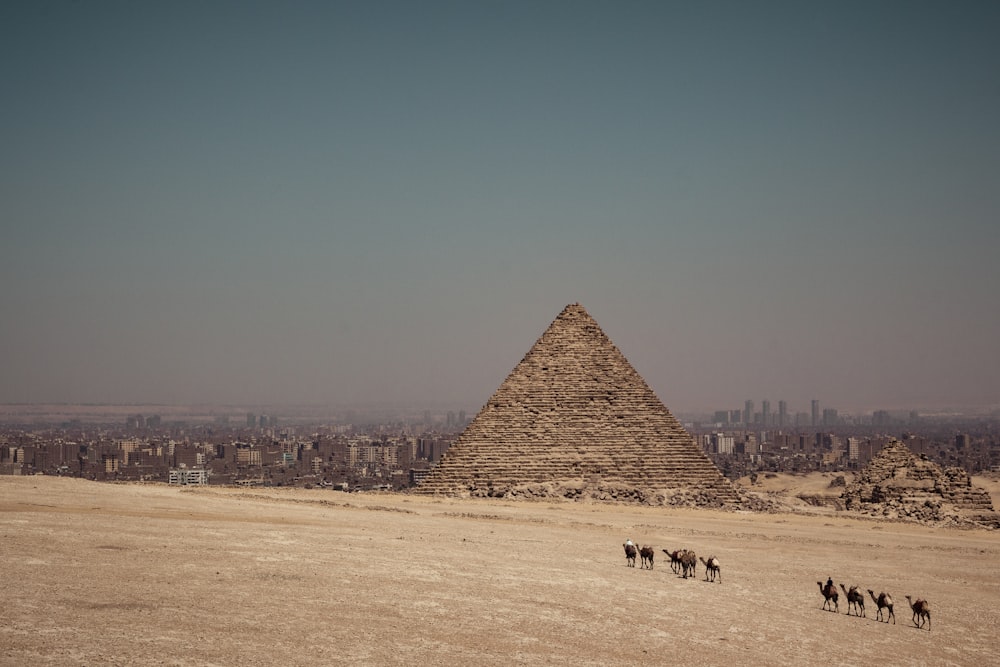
(415, 304, 739, 505)
(842, 439, 997, 526)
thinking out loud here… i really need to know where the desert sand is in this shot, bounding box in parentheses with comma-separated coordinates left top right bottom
(2, 474, 999, 666)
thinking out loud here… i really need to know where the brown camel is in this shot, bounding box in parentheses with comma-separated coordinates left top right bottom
(818, 581, 839, 612)
(867, 590, 895, 624)
(839, 584, 865, 617)
(623, 543, 636, 567)
(680, 550, 697, 579)
(905, 596, 931, 630)
(699, 556, 721, 583)
(639, 545, 655, 569)
(662, 549, 683, 574)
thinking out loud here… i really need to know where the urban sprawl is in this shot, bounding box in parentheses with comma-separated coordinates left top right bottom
(1, 401, 997, 488)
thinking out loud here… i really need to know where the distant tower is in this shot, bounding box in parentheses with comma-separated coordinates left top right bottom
(744, 400, 754, 426)
(778, 400, 787, 428)
(847, 437, 860, 462)
(811, 400, 820, 428)
(246, 413, 256, 428)
(761, 400, 771, 427)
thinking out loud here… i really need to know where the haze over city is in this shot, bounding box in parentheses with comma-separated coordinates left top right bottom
(2, 1, 998, 415)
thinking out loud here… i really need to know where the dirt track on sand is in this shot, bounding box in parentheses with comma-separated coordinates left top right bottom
(2, 476, 998, 666)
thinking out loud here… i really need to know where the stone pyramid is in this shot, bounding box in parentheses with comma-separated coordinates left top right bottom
(415, 303, 740, 505)
(842, 439, 997, 526)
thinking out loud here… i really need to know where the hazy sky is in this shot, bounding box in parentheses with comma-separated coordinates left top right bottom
(3, 1, 998, 415)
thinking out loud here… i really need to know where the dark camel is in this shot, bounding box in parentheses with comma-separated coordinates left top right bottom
(699, 556, 721, 583)
(662, 549, 683, 574)
(639, 545, 655, 569)
(905, 596, 931, 630)
(867, 590, 895, 624)
(818, 581, 839, 612)
(840, 584, 865, 617)
(680, 550, 697, 579)
(623, 543, 637, 567)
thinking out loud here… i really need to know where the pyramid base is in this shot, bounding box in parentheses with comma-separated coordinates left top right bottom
(417, 479, 756, 509)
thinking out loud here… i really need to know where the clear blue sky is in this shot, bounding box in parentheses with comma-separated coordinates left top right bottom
(2, 1, 998, 415)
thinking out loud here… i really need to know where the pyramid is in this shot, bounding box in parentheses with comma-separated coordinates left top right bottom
(415, 304, 740, 505)
(842, 439, 997, 526)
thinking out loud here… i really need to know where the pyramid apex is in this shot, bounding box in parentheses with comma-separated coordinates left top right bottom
(558, 302, 590, 317)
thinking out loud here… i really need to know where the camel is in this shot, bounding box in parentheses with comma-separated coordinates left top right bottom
(662, 549, 683, 574)
(817, 581, 839, 612)
(639, 545, 655, 569)
(867, 590, 895, 624)
(680, 550, 697, 579)
(699, 556, 721, 583)
(623, 543, 637, 567)
(905, 596, 931, 630)
(839, 584, 865, 617)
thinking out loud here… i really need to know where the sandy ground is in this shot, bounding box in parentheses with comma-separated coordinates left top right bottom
(2, 475, 999, 667)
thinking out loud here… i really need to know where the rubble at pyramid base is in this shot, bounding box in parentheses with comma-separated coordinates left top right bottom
(841, 439, 999, 528)
(429, 479, 785, 512)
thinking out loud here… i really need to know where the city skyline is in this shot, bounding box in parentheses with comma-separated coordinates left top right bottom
(3, 2, 999, 414)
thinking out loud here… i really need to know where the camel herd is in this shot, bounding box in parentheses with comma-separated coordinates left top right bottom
(817, 580, 931, 630)
(621, 543, 721, 583)
(622, 543, 930, 630)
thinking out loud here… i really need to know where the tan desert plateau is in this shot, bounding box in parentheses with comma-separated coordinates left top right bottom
(3, 473, 999, 666)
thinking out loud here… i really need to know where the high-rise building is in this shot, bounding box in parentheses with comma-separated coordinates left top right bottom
(761, 400, 771, 426)
(745, 400, 754, 425)
(847, 437, 860, 462)
(778, 400, 787, 428)
(712, 433, 735, 455)
(811, 400, 820, 428)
